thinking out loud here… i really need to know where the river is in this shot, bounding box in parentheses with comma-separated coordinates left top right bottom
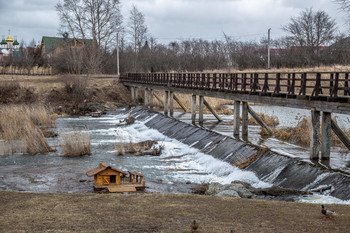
(0, 106, 349, 204)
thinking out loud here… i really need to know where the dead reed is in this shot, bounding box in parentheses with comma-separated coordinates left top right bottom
(60, 131, 91, 156)
(115, 139, 160, 156)
(270, 117, 350, 150)
(0, 105, 53, 155)
(249, 113, 279, 127)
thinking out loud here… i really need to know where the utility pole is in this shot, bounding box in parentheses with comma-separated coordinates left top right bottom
(267, 28, 271, 70)
(116, 32, 120, 76)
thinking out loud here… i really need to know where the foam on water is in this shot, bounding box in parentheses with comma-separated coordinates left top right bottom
(114, 120, 272, 189)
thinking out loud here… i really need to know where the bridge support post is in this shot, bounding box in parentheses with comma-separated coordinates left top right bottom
(149, 89, 154, 109)
(169, 91, 174, 116)
(203, 98, 222, 122)
(131, 87, 135, 104)
(321, 112, 331, 160)
(199, 96, 204, 123)
(242, 102, 249, 136)
(164, 91, 169, 116)
(233, 101, 241, 136)
(144, 88, 149, 107)
(310, 108, 320, 160)
(191, 95, 197, 124)
(135, 88, 139, 104)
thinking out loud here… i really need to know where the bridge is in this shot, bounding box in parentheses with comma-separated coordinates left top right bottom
(120, 72, 350, 161)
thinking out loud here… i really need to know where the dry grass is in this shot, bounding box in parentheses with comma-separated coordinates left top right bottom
(204, 64, 350, 73)
(60, 131, 91, 156)
(1, 191, 350, 233)
(249, 113, 279, 127)
(272, 117, 311, 146)
(234, 148, 269, 169)
(271, 117, 350, 150)
(0, 105, 53, 155)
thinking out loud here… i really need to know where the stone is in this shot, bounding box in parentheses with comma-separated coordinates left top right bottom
(217, 190, 241, 198)
(224, 183, 253, 198)
(205, 182, 224, 195)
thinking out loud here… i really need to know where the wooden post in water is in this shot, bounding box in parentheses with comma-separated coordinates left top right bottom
(131, 87, 135, 104)
(173, 94, 187, 113)
(191, 95, 196, 124)
(321, 112, 331, 160)
(310, 108, 320, 160)
(242, 102, 249, 136)
(233, 101, 241, 136)
(135, 88, 139, 104)
(199, 96, 204, 123)
(144, 88, 149, 107)
(247, 105, 272, 134)
(169, 91, 174, 116)
(331, 119, 350, 151)
(149, 89, 154, 109)
(203, 98, 222, 122)
(164, 91, 169, 116)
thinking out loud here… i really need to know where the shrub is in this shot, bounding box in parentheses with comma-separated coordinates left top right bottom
(60, 131, 91, 156)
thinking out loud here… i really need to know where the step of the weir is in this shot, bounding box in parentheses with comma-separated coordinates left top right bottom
(129, 107, 350, 200)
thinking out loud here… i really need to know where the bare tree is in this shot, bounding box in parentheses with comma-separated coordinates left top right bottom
(56, 0, 123, 48)
(282, 8, 337, 55)
(127, 5, 148, 71)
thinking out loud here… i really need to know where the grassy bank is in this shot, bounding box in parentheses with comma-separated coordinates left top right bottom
(0, 191, 349, 232)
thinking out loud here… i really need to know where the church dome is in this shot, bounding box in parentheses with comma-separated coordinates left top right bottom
(13, 40, 19, 46)
(0, 39, 6, 45)
(6, 35, 13, 42)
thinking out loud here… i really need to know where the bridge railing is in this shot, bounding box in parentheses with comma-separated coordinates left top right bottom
(120, 72, 350, 100)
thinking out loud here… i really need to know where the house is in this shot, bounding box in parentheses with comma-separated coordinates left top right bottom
(86, 162, 128, 187)
(40, 33, 93, 57)
(86, 162, 146, 193)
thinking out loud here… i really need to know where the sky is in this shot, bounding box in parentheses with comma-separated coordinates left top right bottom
(0, 0, 348, 46)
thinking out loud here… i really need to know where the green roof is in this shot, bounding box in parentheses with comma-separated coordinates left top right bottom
(0, 39, 6, 45)
(13, 40, 19, 46)
(41, 36, 93, 54)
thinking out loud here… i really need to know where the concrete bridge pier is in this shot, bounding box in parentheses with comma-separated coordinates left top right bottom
(164, 91, 169, 116)
(191, 95, 197, 124)
(149, 89, 154, 109)
(233, 101, 241, 136)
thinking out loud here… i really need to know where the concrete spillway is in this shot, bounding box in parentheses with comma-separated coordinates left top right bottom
(130, 106, 350, 201)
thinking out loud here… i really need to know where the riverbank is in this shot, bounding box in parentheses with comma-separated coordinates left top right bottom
(0, 190, 349, 232)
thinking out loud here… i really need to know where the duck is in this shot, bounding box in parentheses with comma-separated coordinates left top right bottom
(321, 205, 335, 219)
(190, 220, 199, 233)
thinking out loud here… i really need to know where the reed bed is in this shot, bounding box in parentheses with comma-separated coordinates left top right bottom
(0, 105, 53, 155)
(269, 117, 350, 151)
(60, 131, 91, 156)
(248, 113, 280, 127)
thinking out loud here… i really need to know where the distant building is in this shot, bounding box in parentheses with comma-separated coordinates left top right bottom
(40, 33, 93, 57)
(0, 30, 21, 63)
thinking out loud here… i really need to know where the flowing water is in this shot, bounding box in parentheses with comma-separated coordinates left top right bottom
(0, 106, 349, 204)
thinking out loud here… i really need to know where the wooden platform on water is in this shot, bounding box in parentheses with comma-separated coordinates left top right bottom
(94, 183, 146, 193)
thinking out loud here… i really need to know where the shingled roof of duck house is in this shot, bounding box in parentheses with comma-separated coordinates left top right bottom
(86, 162, 128, 187)
(86, 162, 128, 176)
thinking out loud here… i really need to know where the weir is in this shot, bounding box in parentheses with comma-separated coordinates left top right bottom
(128, 106, 350, 201)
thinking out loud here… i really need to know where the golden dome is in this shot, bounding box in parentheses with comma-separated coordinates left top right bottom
(6, 35, 13, 42)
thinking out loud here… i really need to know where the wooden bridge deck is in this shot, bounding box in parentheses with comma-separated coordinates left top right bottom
(120, 72, 350, 115)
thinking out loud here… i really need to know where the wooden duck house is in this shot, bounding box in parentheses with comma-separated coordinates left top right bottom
(86, 162, 146, 193)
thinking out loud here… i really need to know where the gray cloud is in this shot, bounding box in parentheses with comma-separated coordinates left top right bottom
(0, 0, 346, 46)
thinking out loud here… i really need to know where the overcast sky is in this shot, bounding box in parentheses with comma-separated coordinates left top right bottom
(0, 0, 347, 46)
